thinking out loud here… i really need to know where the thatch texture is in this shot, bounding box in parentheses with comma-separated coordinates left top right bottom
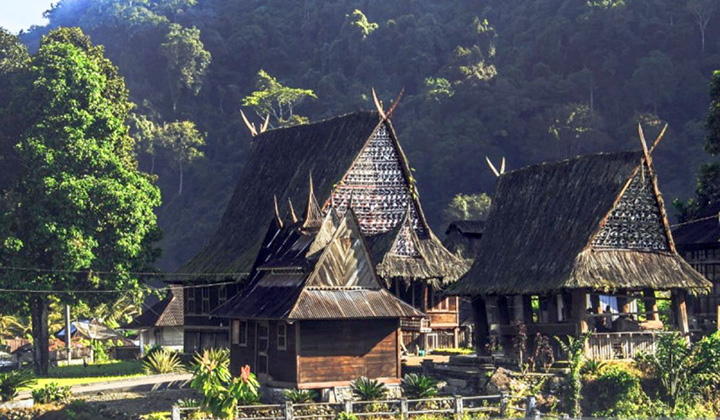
(181, 111, 467, 286)
(450, 151, 711, 295)
(182, 112, 381, 277)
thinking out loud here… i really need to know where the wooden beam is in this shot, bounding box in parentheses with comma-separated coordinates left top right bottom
(571, 289, 589, 334)
(471, 297, 490, 356)
(672, 289, 690, 335)
(643, 289, 660, 322)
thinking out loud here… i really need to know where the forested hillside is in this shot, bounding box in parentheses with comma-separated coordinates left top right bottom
(15, 0, 720, 270)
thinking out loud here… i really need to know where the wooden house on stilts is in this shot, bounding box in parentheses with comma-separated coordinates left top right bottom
(179, 100, 469, 353)
(213, 191, 423, 388)
(449, 126, 711, 361)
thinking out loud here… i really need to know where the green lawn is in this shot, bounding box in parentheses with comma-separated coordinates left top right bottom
(30, 360, 146, 389)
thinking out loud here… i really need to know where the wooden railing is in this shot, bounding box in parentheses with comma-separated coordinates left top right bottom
(171, 393, 539, 420)
(586, 331, 672, 360)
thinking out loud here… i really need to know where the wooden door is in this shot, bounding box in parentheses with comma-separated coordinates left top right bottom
(256, 321, 269, 380)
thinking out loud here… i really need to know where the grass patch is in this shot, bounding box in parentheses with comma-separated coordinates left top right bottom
(28, 360, 146, 389)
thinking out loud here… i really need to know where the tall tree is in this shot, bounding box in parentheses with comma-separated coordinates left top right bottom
(160, 23, 211, 113)
(0, 29, 161, 374)
(159, 120, 205, 195)
(687, 0, 716, 54)
(242, 70, 317, 127)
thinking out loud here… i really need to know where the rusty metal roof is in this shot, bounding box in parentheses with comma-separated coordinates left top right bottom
(290, 288, 423, 319)
(213, 210, 426, 320)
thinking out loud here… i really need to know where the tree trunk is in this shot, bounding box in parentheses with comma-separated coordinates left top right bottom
(178, 162, 183, 196)
(150, 154, 156, 174)
(30, 296, 50, 375)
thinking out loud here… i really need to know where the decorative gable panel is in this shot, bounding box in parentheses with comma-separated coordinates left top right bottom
(591, 165, 670, 252)
(307, 213, 379, 289)
(327, 123, 426, 237)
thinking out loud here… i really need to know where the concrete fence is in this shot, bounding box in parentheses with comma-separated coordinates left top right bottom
(171, 393, 544, 420)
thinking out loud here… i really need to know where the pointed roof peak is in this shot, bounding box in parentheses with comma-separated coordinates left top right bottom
(303, 172, 324, 230)
(288, 197, 299, 224)
(273, 195, 284, 229)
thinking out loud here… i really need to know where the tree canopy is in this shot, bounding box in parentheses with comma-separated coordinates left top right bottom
(8, 0, 720, 269)
(0, 28, 161, 373)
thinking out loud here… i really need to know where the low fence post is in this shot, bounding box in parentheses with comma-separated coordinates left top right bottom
(171, 405, 180, 420)
(454, 396, 464, 420)
(400, 398, 408, 420)
(285, 401, 294, 420)
(524, 396, 536, 419)
(344, 400, 353, 414)
(500, 392, 509, 417)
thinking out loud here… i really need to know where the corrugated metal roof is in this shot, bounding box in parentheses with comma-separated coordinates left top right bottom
(290, 288, 423, 320)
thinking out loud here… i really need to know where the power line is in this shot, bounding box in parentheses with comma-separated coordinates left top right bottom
(0, 278, 246, 294)
(670, 214, 718, 228)
(0, 265, 248, 277)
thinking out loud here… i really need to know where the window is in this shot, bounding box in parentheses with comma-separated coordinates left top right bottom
(232, 320, 248, 346)
(186, 288, 196, 314)
(277, 322, 287, 350)
(219, 285, 228, 305)
(202, 287, 210, 313)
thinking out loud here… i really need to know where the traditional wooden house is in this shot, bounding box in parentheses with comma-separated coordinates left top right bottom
(123, 286, 184, 352)
(673, 202, 720, 331)
(213, 193, 423, 389)
(444, 220, 485, 259)
(450, 128, 711, 360)
(180, 106, 469, 353)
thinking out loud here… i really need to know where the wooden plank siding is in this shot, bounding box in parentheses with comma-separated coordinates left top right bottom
(297, 319, 400, 386)
(230, 320, 298, 385)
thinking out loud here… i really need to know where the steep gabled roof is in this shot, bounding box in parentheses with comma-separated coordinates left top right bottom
(181, 110, 468, 285)
(450, 151, 710, 295)
(213, 210, 423, 320)
(125, 286, 184, 329)
(445, 220, 485, 236)
(182, 111, 382, 276)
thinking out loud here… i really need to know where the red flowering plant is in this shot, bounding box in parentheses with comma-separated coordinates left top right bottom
(190, 348, 259, 419)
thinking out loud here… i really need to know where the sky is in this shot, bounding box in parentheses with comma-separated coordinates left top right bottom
(0, 0, 55, 34)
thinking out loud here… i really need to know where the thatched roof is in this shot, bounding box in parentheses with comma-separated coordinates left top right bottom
(181, 111, 468, 285)
(450, 151, 710, 295)
(213, 209, 423, 320)
(445, 220, 485, 236)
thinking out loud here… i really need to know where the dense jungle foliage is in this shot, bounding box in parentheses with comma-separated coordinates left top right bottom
(7, 0, 720, 269)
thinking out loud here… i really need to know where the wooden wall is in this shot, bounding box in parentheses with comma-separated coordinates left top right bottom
(297, 319, 399, 386)
(229, 320, 298, 385)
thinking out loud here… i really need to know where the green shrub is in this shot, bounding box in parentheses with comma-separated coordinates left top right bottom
(350, 377, 387, 401)
(284, 389, 318, 403)
(90, 339, 110, 363)
(143, 344, 164, 361)
(555, 333, 589, 418)
(335, 413, 358, 420)
(31, 382, 72, 404)
(636, 332, 719, 413)
(402, 373, 438, 398)
(143, 349, 184, 374)
(0, 370, 35, 402)
(190, 349, 260, 419)
(586, 365, 652, 417)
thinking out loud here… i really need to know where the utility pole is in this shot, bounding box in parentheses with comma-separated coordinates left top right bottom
(65, 304, 71, 365)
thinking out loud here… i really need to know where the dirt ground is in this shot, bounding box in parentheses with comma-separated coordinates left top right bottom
(77, 388, 196, 417)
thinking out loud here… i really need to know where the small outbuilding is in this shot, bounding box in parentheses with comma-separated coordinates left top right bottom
(450, 129, 711, 360)
(214, 184, 424, 389)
